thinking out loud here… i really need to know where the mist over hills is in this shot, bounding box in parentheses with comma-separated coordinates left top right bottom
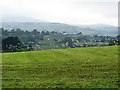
(1, 17, 118, 36)
(2, 16, 46, 22)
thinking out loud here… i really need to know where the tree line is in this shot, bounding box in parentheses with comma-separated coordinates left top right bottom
(1, 28, 119, 52)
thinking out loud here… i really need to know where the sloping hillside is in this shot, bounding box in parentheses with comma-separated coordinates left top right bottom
(1, 22, 118, 36)
(2, 46, 118, 88)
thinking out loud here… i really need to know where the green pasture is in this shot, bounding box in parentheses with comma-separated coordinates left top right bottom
(2, 46, 119, 88)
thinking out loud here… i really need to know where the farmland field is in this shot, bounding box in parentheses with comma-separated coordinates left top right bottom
(2, 46, 119, 88)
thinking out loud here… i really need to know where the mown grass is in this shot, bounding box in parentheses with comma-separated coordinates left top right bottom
(2, 46, 119, 88)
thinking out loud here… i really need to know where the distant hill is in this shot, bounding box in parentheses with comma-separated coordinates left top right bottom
(1, 22, 96, 34)
(0, 17, 118, 36)
(78, 24, 118, 36)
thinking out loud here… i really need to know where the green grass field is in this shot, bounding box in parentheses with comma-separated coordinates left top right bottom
(2, 46, 119, 88)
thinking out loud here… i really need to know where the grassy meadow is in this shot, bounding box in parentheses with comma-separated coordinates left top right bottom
(2, 46, 119, 88)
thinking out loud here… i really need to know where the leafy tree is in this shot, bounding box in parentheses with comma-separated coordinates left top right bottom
(45, 31, 50, 35)
(77, 32, 82, 35)
(51, 31, 57, 34)
(62, 37, 74, 48)
(109, 39, 118, 46)
(117, 35, 120, 45)
(33, 29, 40, 35)
(41, 31, 46, 36)
(2, 37, 21, 52)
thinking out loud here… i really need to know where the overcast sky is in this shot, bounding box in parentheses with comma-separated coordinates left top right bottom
(0, 0, 118, 26)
